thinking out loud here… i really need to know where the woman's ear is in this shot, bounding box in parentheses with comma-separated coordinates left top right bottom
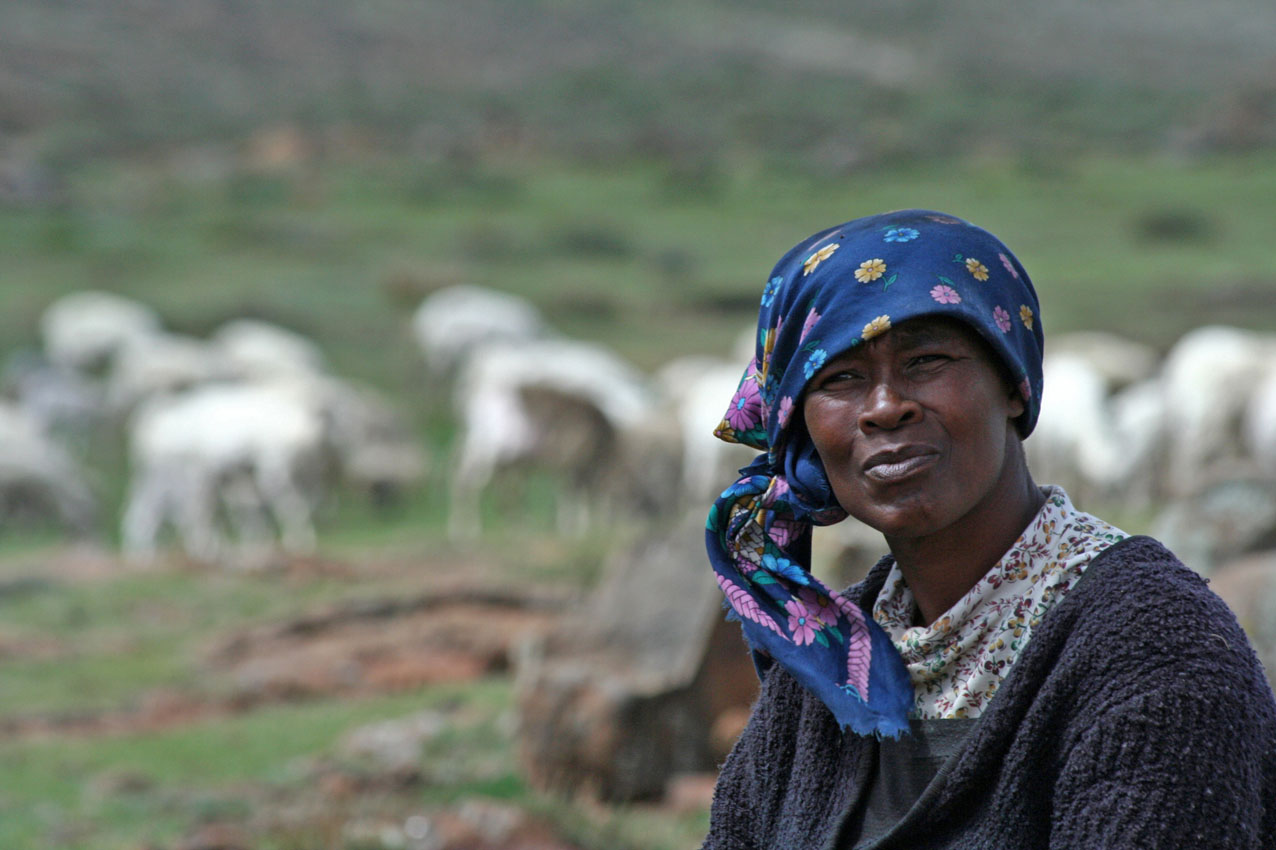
(1006, 384, 1026, 420)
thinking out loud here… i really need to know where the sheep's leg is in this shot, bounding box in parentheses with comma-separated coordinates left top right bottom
(221, 471, 275, 568)
(447, 444, 492, 542)
(174, 466, 224, 564)
(256, 460, 316, 555)
(121, 466, 169, 563)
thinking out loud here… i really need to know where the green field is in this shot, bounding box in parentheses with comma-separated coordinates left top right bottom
(6, 152, 1276, 377)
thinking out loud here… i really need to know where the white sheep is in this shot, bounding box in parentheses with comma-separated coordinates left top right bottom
(1046, 330, 1160, 391)
(2, 352, 106, 441)
(1026, 352, 1121, 504)
(1161, 325, 1276, 495)
(211, 318, 326, 380)
(1244, 370, 1276, 480)
(1106, 376, 1170, 508)
(654, 355, 760, 504)
(0, 401, 96, 534)
(39, 290, 161, 373)
(105, 332, 238, 416)
(303, 376, 428, 505)
(447, 337, 659, 540)
(121, 375, 427, 566)
(411, 285, 547, 379)
(121, 382, 327, 565)
(1023, 346, 1173, 508)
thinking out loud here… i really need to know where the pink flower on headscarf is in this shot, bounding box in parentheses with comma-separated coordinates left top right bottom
(999, 252, 1019, 279)
(801, 308, 821, 342)
(777, 395, 795, 429)
(993, 306, 1012, 333)
(785, 599, 819, 645)
(930, 284, 961, 304)
(798, 587, 840, 627)
(1019, 377, 1033, 400)
(724, 378, 763, 432)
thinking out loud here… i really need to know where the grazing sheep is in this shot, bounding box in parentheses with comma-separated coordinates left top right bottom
(654, 355, 759, 504)
(1022, 348, 1171, 508)
(121, 382, 328, 565)
(1106, 376, 1169, 508)
(40, 291, 161, 373)
(1161, 325, 1276, 495)
(1245, 370, 1276, 480)
(411, 285, 547, 379)
(0, 401, 96, 534)
(1046, 330, 1159, 391)
(305, 377, 429, 507)
(447, 338, 659, 540)
(1026, 353, 1122, 504)
(2, 351, 107, 441)
(105, 332, 237, 416)
(211, 318, 326, 380)
(121, 376, 427, 566)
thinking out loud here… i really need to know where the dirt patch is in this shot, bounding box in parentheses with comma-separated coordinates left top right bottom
(0, 583, 572, 740)
(0, 687, 221, 739)
(205, 585, 571, 703)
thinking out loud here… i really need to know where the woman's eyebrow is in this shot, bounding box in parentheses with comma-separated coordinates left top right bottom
(891, 326, 950, 347)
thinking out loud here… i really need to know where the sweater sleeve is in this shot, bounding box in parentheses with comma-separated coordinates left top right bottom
(1050, 687, 1272, 849)
(702, 666, 803, 850)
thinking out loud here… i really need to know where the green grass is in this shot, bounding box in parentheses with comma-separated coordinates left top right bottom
(5, 152, 1276, 391)
(0, 672, 708, 850)
(0, 685, 493, 850)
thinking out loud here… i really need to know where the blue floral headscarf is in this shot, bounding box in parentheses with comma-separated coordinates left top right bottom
(705, 209, 1044, 738)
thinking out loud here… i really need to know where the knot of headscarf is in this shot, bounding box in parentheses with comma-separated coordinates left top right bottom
(704, 209, 1044, 738)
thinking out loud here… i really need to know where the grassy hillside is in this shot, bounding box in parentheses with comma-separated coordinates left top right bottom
(4, 0, 1276, 166)
(5, 153, 1276, 377)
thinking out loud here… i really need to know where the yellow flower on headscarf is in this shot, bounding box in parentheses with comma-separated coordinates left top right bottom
(965, 258, 990, 281)
(854, 258, 887, 283)
(758, 325, 778, 384)
(1019, 304, 1034, 330)
(862, 315, 891, 340)
(803, 244, 839, 276)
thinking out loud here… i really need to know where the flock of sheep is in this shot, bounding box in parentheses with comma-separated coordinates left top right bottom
(6, 291, 426, 567)
(4, 283, 1276, 571)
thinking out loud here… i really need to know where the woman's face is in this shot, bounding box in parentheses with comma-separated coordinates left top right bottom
(801, 317, 1025, 540)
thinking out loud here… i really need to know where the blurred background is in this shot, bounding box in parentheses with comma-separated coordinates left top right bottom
(2, 1, 1276, 848)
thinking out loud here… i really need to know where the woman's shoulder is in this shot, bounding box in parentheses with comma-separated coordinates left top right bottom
(1047, 534, 1271, 695)
(1072, 534, 1228, 615)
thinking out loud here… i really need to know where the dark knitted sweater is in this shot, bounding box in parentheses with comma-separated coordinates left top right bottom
(703, 536, 1276, 849)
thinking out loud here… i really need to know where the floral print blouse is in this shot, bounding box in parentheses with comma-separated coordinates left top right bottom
(871, 486, 1127, 719)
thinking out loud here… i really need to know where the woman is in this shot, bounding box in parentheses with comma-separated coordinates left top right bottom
(703, 210, 1276, 849)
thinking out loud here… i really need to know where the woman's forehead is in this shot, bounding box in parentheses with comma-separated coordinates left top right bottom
(834, 316, 984, 360)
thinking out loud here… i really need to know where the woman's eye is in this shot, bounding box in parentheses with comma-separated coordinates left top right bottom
(820, 370, 863, 387)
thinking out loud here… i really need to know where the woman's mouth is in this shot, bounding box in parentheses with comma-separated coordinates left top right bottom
(862, 448, 939, 483)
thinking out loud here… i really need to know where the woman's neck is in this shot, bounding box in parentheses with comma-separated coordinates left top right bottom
(885, 451, 1045, 628)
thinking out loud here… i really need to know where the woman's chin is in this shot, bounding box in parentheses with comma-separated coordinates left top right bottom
(850, 500, 947, 541)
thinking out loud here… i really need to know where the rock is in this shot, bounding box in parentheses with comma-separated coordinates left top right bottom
(515, 512, 758, 802)
(663, 771, 719, 814)
(1209, 549, 1276, 688)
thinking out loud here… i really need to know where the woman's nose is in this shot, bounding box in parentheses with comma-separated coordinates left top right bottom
(858, 380, 921, 431)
